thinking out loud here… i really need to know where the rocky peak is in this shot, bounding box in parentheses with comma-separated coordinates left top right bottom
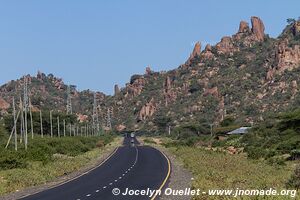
(186, 42, 201, 64)
(114, 84, 120, 95)
(251, 16, 265, 41)
(201, 44, 214, 59)
(238, 21, 250, 33)
(145, 66, 152, 75)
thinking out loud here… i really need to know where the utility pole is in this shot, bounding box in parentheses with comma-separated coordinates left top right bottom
(50, 110, 53, 137)
(66, 85, 72, 114)
(106, 107, 112, 130)
(40, 110, 43, 138)
(29, 97, 34, 139)
(57, 116, 60, 137)
(23, 76, 29, 150)
(63, 119, 66, 137)
(69, 124, 72, 137)
(19, 97, 24, 143)
(13, 97, 17, 151)
(92, 93, 100, 134)
(210, 123, 214, 137)
(5, 110, 21, 149)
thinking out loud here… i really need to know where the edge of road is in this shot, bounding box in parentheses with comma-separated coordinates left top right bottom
(150, 148, 171, 200)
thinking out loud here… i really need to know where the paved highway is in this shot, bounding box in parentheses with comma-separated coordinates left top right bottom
(20, 135, 170, 200)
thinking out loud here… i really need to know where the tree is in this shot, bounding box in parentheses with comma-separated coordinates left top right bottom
(287, 18, 296, 25)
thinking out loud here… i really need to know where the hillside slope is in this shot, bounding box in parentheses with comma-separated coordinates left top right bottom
(0, 16, 300, 133)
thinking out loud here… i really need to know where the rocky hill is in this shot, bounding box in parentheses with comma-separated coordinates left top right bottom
(1, 16, 300, 133)
(0, 72, 107, 122)
(109, 16, 300, 132)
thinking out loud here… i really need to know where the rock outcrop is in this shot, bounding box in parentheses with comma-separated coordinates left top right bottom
(138, 98, 156, 121)
(186, 42, 201, 64)
(216, 36, 236, 54)
(116, 124, 126, 132)
(0, 97, 10, 111)
(145, 66, 152, 75)
(293, 21, 300, 36)
(203, 87, 219, 98)
(114, 84, 120, 95)
(238, 21, 250, 33)
(163, 76, 177, 106)
(126, 77, 146, 98)
(201, 44, 214, 60)
(275, 39, 300, 72)
(251, 16, 265, 41)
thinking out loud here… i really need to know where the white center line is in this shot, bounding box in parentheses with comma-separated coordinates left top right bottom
(96, 190, 99, 193)
(109, 183, 113, 185)
(86, 194, 91, 197)
(103, 186, 107, 189)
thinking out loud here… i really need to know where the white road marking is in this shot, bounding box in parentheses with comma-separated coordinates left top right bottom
(119, 177, 122, 179)
(96, 190, 99, 193)
(115, 180, 118, 182)
(103, 186, 107, 189)
(122, 174, 125, 176)
(86, 194, 91, 197)
(109, 183, 113, 185)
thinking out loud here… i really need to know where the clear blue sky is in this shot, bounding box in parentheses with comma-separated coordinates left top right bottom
(0, 0, 299, 94)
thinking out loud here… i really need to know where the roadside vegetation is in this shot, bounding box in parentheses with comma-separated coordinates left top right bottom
(0, 119, 116, 195)
(143, 109, 300, 198)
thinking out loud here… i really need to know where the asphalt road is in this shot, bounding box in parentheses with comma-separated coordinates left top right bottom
(20, 135, 170, 200)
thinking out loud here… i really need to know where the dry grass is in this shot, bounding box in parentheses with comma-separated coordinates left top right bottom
(169, 146, 299, 200)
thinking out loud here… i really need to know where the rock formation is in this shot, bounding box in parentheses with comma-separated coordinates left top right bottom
(251, 16, 265, 41)
(138, 98, 156, 121)
(238, 21, 250, 33)
(0, 97, 10, 111)
(275, 39, 300, 72)
(114, 84, 120, 95)
(186, 42, 201, 64)
(163, 76, 177, 106)
(116, 124, 126, 132)
(201, 44, 214, 59)
(293, 21, 300, 36)
(145, 66, 152, 75)
(126, 77, 146, 97)
(216, 36, 236, 54)
(203, 87, 219, 98)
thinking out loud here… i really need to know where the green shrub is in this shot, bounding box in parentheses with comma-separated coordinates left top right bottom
(0, 150, 27, 170)
(286, 165, 300, 189)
